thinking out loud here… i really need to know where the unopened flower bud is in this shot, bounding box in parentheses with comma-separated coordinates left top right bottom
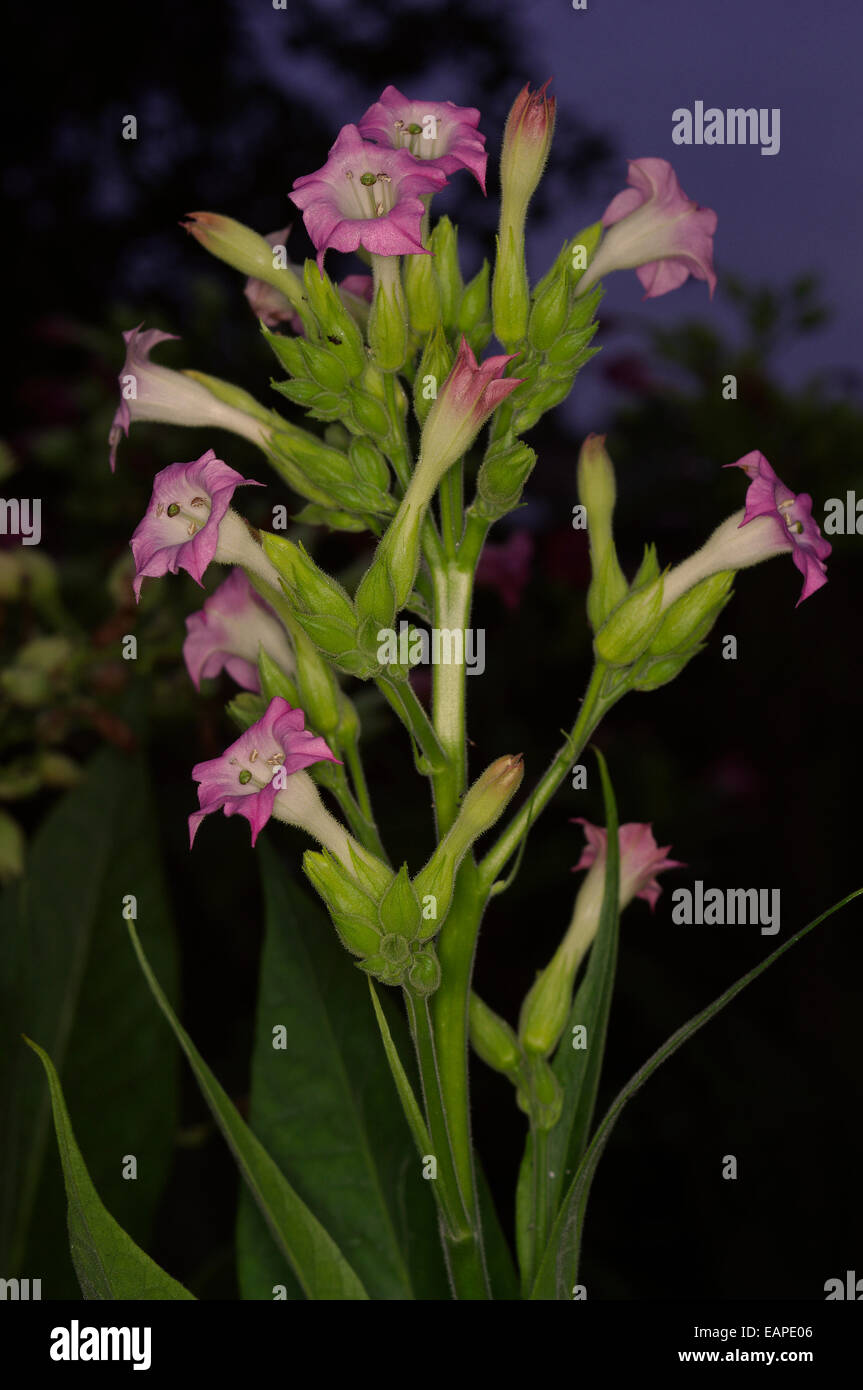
(469, 992, 522, 1077)
(428, 217, 463, 332)
(403, 249, 442, 335)
(492, 80, 556, 350)
(577, 434, 629, 629)
(368, 257, 409, 372)
(183, 212, 306, 314)
(413, 755, 524, 936)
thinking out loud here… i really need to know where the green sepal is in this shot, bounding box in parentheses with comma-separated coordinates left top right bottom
(292, 504, 369, 532)
(301, 260, 367, 376)
(226, 692, 268, 732)
(378, 864, 422, 940)
(257, 646, 299, 705)
(428, 217, 463, 331)
(407, 947, 441, 996)
(457, 260, 490, 334)
(413, 323, 454, 427)
(594, 574, 665, 668)
(403, 250, 442, 336)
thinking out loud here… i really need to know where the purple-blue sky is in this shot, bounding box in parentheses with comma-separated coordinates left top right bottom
(525, 0, 862, 415)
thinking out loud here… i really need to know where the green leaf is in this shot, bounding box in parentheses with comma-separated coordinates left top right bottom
(546, 748, 620, 1211)
(23, 1038, 194, 1300)
(236, 841, 447, 1300)
(530, 885, 863, 1300)
(126, 917, 369, 1300)
(0, 746, 179, 1293)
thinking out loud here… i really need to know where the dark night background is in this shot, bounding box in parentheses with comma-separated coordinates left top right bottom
(1, 0, 861, 1301)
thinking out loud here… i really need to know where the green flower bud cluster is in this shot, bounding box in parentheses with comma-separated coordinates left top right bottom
(262, 532, 375, 680)
(593, 537, 735, 688)
(265, 418, 396, 525)
(630, 570, 735, 691)
(304, 854, 441, 994)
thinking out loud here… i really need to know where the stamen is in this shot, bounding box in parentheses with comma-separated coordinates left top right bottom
(166, 503, 180, 517)
(375, 202, 384, 216)
(186, 520, 196, 536)
(249, 749, 259, 762)
(190, 496, 207, 508)
(156, 502, 164, 518)
(345, 169, 354, 179)
(394, 119, 404, 129)
(778, 499, 794, 510)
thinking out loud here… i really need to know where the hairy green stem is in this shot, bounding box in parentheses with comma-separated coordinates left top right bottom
(478, 664, 615, 895)
(404, 989, 490, 1299)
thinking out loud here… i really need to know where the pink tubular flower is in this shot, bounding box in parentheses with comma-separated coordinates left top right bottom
(661, 451, 831, 610)
(572, 818, 684, 912)
(130, 450, 262, 601)
(109, 325, 271, 471)
(418, 336, 523, 486)
(183, 568, 295, 692)
(189, 696, 341, 848)
(357, 85, 487, 192)
(476, 531, 534, 611)
(289, 123, 447, 270)
(726, 451, 831, 604)
(577, 157, 717, 300)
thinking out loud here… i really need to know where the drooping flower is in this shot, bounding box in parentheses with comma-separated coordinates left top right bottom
(475, 530, 534, 611)
(572, 818, 684, 912)
(130, 450, 267, 600)
(357, 85, 487, 191)
(577, 157, 717, 300)
(183, 568, 295, 692)
(188, 696, 341, 849)
(417, 336, 523, 491)
(289, 123, 447, 270)
(660, 451, 831, 609)
(519, 819, 682, 1057)
(109, 325, 271, 471)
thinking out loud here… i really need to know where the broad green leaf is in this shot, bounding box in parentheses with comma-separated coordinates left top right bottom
(23, 1038, 193, 1300)
(530, 885, 863, 1300)
(236, 841, 447, 1301)
(127, 918, 369, 1301)
(547, 748, 620, 1208)
(516, 747, 619, 1293)
(0, 746, 179, 1293)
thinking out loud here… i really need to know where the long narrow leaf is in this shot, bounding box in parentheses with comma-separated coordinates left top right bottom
(127, 920, 369, 1301)
(530, 885, 863, 1300)
(23, 1038, 193, 1301)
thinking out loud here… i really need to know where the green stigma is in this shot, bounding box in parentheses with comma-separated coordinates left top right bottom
(406, 122, 423, 135)
(360, 172, 377, 186)
(166, 502, 180, 517)
(238, 769, 252, 785)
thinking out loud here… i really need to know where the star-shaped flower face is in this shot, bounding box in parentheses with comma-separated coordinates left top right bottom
(572, 818, 683, 911)
(727, 451, 832, 605)
(130, 451, 261, 600)
(358, 85, 487, 191)
(290, 123, 447, 269)
(188, 696, 340, 847)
